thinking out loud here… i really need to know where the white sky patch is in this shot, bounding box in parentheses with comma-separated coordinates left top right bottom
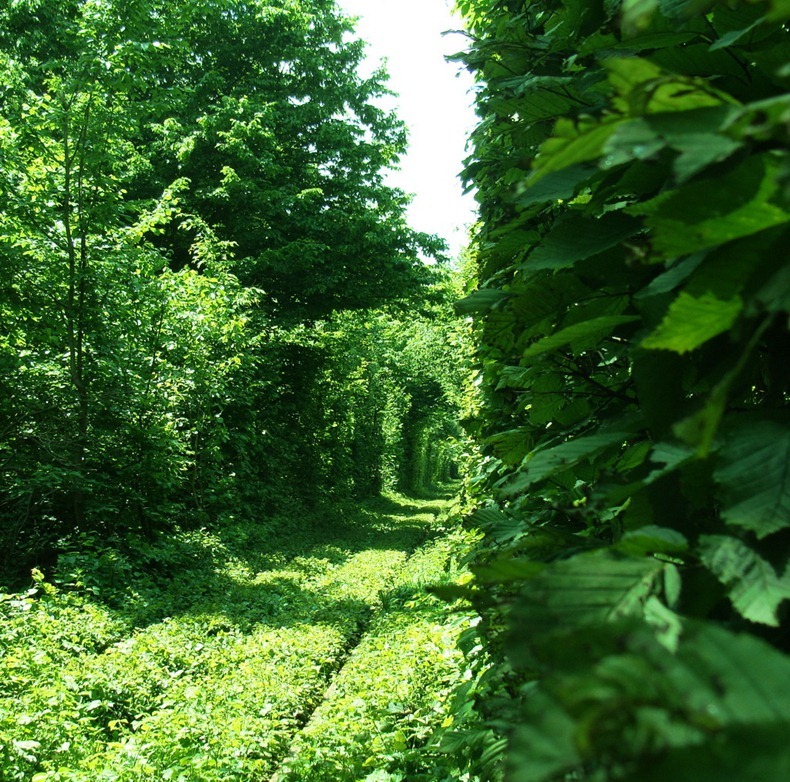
(336, 0, 478, 259)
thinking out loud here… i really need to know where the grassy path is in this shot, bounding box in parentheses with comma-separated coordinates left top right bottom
(271, 529, 475, 782)
(0, 495, 475, 781)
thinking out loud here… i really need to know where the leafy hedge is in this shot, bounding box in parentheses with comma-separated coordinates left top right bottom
(454, 0, 790, 778)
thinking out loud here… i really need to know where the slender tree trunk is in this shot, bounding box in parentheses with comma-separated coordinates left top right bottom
(61, 98, 91, 527)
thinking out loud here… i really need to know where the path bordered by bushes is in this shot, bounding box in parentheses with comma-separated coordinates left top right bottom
(0, 495, 477, 781)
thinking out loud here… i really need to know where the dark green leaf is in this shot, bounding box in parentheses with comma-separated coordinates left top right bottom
(503, 430, 632, 495)
(455, 288, 509, 314)
(525, 214, 641, 271)
(523, 315, 639, 359)
(715, 417, 790, 538)
(511, 549, 670, 636)
(507, 691, 581, 782)
(516, 164, 598, 208)
(698, 534, 790, 626)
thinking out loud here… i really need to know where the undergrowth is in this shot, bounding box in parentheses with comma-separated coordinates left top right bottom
(0, 494, 480, 781)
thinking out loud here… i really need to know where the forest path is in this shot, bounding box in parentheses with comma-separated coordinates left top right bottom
(1, 493, 474, 782)
(269, 495, 473, 782)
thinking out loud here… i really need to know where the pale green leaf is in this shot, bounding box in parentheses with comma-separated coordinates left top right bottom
(642, 291, 742, 353)
(631, 155, 790, 257)
(604, 56, 665, 101)
(621, 0, 661, 37)
(605, 56, 724, 113)
(531, 118, 623, 184)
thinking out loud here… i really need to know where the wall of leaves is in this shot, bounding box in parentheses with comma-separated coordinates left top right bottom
(454, 0, 790, 778)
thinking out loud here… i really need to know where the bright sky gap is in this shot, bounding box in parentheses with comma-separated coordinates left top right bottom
(336, 0, 479, 259)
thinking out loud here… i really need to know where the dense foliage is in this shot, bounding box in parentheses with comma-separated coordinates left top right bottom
(453, 0, 790, 778)
(0, 0, 462, 580)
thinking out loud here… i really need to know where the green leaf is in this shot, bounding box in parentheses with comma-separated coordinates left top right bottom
(620, 0, 661, 37)
(486, 427, 533, 466)
(766, 0, 790, 20)
(516, 164, 598, 208)
(617, 526, 689, 558)
(531, 118, 623, 184)
(504, 430, 632, 495)
(525, 214, 641, 270)
(756, 260, 790, 313)
(603, 107, 740, 181)
(609, 31, 702, 51)
(508, 691, 581, 782)
(698, 535, 790, 626)
(638, 442, 696, 486)
(523, 315, 639, 359)
(659, 0, 716, 20)
(636, 254, 706, 299)
(474, 557, 545, 584)
(631, 155, 790, 257)
(646, 107, 739, 171)
(602, 118, 666, 168)
(605, 56, 724, 113)
(639, 723, 790, 782)
(498, 78, 579, 123)
(455, 288, 509, 314)
(672, 312, 770, 454)
(709, 16, 766, 51)
(672, 378, 729, 455)
(630, 623, 790, 779)
(641, 291, 742, 353)
(605, 56, 665, 102)
(715, 417, 790, 538)
(510, 549, 670, 640)
(670, 132, 741, 182)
